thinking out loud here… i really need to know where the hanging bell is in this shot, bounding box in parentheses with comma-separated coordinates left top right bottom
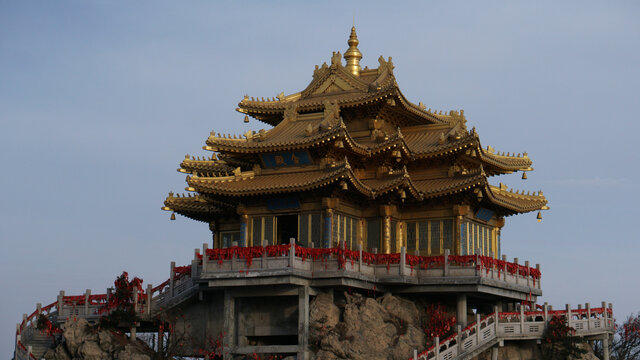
(522, 171, 528, 180)
(536, 211, 542, 222)
(340, 181, 348, 190)
(170, 213, 176, 221)
(243, 115, 249, 123)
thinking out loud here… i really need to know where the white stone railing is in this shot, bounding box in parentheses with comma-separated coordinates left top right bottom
(197, 241, 541, 292)
(411, 303, 615, 360)
(14, 265, 196, 359)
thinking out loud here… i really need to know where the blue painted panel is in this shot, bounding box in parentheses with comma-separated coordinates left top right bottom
(261, 151, 312, 167)
(475, 207, 495, 222)
(266, 198, 300, 210)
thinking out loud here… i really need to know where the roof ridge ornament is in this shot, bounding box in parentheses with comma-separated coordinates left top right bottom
(344, 26, 362, 76)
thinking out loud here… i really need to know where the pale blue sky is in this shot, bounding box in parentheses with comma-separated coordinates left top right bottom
(1, 1, 639, 357)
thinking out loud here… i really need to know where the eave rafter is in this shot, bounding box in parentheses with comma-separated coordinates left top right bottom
(162, 193, 224, 222)
(178, 155, 235, 176)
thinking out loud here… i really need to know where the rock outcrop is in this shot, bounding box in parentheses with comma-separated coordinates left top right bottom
(43, 318, 154, 360)
(310, 292, 426, 360)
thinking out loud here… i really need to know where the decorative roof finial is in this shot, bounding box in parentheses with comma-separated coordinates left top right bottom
(344, 26, 362, 77)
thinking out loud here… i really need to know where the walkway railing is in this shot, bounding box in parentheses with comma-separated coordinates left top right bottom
(14, 264, 195, 360)
(410, 303, 614, 360)
(197, 241, 542, 291)
(14, 242, 549, 360)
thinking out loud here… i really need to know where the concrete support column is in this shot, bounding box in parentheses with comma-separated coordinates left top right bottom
(491, 346, 499, 360)
(146, 284, 152, 315)
(84, 289, 91, 315)
(602, 336, 610, 360)
(58, 290, 65, 316)
(298, 286, 310, 360)
(223, 290, 235, 360)
(456, 294, 468, 327)
(169, 262, 176, 298)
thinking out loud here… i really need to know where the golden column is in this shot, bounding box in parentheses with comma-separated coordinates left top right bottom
(380, 205, 395, 254)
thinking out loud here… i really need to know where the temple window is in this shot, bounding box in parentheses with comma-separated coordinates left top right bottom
(406, 219, 454, 255)
(332, 213, 357, 249)
(460, 221, 499, 257)
(365, 218, 381, 252)
(221, 231, 241, 248)
(251, 216, 275, 246)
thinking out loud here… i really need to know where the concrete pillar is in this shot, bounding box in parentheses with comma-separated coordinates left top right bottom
(602, 336, 610, 360)
(107, 287, 113, 304)
(223, 290, 235, 360)
(358, 244, 363, 270)
(202, 243, 208, 273)
(84, 289, 91, 315)
(289, 238, 296, 268)
(443, 249, 449, 276)
(169, 261, 176, 297)
(456, 294, 468, 327)
(133, 287, 139, 314)
(58, 290, 65, 316)
(491, 346, 499, 360)
(146, 284, 152, 315)
(298, 286, 310, 360)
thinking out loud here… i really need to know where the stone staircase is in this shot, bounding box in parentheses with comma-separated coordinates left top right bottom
(409, 303, 615, 360)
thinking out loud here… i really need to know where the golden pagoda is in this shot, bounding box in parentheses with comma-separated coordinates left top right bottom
(163, 27, 548, 257)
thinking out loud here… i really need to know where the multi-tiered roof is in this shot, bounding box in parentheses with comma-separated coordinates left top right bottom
(163, 27, 547, 242)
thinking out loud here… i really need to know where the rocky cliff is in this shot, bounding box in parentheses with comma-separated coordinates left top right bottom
(43, 318, 154, 360)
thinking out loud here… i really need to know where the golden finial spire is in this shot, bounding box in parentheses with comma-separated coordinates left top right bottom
(344, 26, 362, 76)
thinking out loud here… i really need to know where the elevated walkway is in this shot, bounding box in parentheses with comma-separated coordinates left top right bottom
(410, 304, 614, 360)
(13, 243, 610, 360)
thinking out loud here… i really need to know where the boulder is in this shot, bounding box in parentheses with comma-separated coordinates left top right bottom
(310, 292, 426, 360)
(44, 319, 152, 360)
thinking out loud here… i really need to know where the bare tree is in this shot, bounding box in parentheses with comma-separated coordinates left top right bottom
(593, 312, 640, 360)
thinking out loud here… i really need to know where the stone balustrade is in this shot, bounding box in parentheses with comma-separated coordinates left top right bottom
(412, 302, 615, 360)
(194, 240, 542, 293)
